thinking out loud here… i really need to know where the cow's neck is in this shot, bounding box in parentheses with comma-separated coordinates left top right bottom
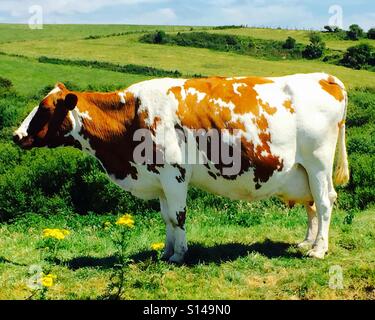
(68, 91, 139, 179)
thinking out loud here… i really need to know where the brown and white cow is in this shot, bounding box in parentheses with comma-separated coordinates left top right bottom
(13, 73, 349, 263)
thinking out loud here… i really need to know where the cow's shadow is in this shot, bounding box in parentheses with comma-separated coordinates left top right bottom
(63, 239, 303, 270)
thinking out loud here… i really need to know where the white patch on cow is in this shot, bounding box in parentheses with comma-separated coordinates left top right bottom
(118, 92, 126, 104)
(233, 83, 247, 95)
(67, 107, 95, 154)
(261, 150, 269, 157)
(128, 78, 187, 165)
(14, 106, 38, 140)
(46, 87, 61, 97)
(187, 88, 206, 102)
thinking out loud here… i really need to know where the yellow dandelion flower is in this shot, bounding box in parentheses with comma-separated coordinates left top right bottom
(116, 214, 135, 228)
(42, 228, 70, 240)
(41, 274, 57, 288)
(151, 242, 165, 251)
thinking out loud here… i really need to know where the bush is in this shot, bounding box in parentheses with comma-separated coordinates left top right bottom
(341, 43, 375, 69)
(140, 31, 304, 60)
(302, 33, 326, 59)
(324, 25, 335, 33)
(368, 28, 375, 39)
(153, 30, 168, 44)
(0, 77, 13, 90)
(347, 24, 364, 40)
(283, 37, 296, 49)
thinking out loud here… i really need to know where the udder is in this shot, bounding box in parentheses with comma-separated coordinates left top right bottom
(277, 163, 313, 206)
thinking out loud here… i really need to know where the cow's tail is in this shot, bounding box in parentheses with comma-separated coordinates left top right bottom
(334, 86, 350, 186)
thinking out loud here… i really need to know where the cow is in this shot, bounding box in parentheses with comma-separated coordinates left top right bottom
(13, 73, 349, 264)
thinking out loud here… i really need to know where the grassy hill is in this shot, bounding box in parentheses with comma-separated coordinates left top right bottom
(1, 25, 375, 88)
(0, 24, 374, 300)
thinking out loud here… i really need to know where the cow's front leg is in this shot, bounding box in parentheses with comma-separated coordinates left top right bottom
(160, 166, 189, 264)
(298, 202, 318, 249)
(159, 197, 175, 261)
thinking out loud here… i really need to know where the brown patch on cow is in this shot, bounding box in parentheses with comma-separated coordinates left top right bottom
(208, 171, 217, 180)
(70, 90, 141, 180)
(283, 99, 295, 113)
(319, 76, 345, 102)
(146, 164, 164, 174)
(176, 209, 186, 230)
(288, 200, 296, 208)
(172, 164, 186, 183)
(338, 120, 345, 128)
(151, 116, 161, 134)
(168, 76, 283, 188)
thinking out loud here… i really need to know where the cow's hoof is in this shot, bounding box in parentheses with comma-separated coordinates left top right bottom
(168, 253, 185, 265)
(297, 240, 314, 249)
(161, 251, 173, 262)
(306, 248, 326, 259)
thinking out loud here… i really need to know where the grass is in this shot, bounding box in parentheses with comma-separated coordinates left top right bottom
(0, 24, 200, 43)
(0, 54, 151, 96)
(0, 24, 374, 300)
(2, 32, 375, 89)
(0, 205, 374, 300)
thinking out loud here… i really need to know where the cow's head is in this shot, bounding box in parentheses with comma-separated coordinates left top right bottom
(13, 83, 78, 149)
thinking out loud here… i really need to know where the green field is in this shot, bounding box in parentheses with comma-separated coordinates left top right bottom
(0, 24, 374, 300)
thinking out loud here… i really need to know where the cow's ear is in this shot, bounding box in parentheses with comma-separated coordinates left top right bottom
(56, 82, 66, 91)
(64, 93, 78, 111)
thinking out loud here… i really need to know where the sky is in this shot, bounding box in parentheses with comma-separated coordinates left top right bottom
(0, 0, 374, 30)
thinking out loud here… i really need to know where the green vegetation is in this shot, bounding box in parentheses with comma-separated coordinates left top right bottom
(2, 26, 375, 88)
(341, 44, 375, 71)
(282, 37, 297, 50)
(346, 24, 365, 41)
(0, 24, 374, 300)
(38, 56, 183, 78)
(302, 33, 326, 59)
(140, 31, 305, 60)
(368, 28, 375, 40)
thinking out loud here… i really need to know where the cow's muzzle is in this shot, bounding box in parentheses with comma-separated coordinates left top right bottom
(13, 133, 35, 149)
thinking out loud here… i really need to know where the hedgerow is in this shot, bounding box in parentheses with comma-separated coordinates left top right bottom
(140, 31, 305, 60)
(38, 56, 182, 78)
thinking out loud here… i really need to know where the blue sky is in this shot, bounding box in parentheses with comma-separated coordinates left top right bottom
(0, 0, 374, 30)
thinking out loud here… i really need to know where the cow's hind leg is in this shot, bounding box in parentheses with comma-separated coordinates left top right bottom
(305, 169, 337, 259)
(298, 202, 318, 249)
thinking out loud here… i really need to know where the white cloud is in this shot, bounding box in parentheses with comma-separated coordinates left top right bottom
(221, 4, 317, 28)
(0, 0, 169, 17)
(131, 7, 177, 24)
(345, 12, 375, 30)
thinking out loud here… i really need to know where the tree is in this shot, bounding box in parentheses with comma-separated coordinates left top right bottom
(368, 28, 375, 40)
(153, 30, 167, 44)
(347, 24, 364, 40)
(341, 43, 374, 69)
(283, 36, 296, 49)
(324, 25, 334, 33)
(303, 33, 326, 59)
